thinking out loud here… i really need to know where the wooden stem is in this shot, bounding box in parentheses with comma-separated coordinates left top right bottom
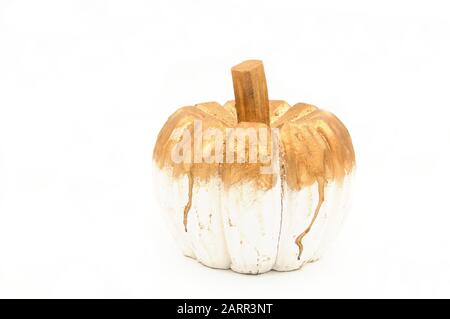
(231, 60, 270, 125)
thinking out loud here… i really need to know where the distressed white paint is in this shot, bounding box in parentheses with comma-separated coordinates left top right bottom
(221, 178, 282, 274)
(153, 165, 195, 259)
(153, 163, 353, 274)
(185, 176, 231, 269)
(153, 165, 230, 269)
(273, 173, 353, 271)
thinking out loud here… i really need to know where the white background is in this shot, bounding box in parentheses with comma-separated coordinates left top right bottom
(1, 0, 450, 298)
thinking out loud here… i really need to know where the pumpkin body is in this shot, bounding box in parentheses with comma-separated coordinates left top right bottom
(153, 99, 355, 274)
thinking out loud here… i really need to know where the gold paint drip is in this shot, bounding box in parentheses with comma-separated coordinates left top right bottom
(183, 171, 194, 232)
(295, 178, 325, 260)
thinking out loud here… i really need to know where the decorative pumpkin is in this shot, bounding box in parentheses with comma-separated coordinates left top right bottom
(153, 60, 355, 274)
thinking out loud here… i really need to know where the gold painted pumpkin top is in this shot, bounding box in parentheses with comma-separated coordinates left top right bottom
(153, 61, 355, 191)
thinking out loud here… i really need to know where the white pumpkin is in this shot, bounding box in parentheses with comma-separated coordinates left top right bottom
(153, 60, 355, 274)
